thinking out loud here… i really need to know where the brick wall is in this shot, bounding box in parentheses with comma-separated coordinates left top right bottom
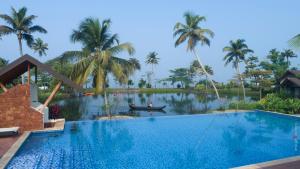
(0, 84, 44, 132)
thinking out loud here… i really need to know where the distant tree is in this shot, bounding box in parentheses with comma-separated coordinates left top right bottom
(145, 52, 159, 86)
(165, 68, 193, 88)
(127, 79, 134, 88)
(174, 12, 220, 98)
(260, 49, 288, 83)
(223, 39, 253, 101)
(32, 38, 48, 57)
(280, 49, 297, 67)
(138, 78, 146, 88)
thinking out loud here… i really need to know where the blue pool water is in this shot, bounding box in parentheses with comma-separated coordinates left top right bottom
(6, 111, 300, 169)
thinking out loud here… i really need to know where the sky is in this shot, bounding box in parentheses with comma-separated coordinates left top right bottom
(0, 0, 300, 84)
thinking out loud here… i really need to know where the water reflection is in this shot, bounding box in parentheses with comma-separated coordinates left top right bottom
(56, 93, 255, 121)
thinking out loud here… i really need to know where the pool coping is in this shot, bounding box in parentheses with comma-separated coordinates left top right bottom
(231, 155, 300, 169)
(0, 119, 65, 168)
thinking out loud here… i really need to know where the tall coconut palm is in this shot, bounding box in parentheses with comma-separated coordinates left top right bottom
(173, 12, 219, 99)
(32, 38, 48, 57)
(59, 18, 136, 113)
(145, 51, 159, 87)
(281, 49, 297, 67)
(223, 39, 253, 101)
(0, 7, 47, 83)
(0, 7, 47, 56)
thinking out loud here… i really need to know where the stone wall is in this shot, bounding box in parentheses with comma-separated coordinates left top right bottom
(0, 84, 44, 132)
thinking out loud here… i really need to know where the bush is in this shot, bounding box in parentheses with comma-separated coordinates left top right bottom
(259, 94, 300, 114)
(228, 93, 300, 114)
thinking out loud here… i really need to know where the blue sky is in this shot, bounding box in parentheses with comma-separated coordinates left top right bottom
(0, 0, 299, 83)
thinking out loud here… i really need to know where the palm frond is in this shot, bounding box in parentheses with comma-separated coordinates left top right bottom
(289, 34, 300, 50)
(29, 25, 47, 33)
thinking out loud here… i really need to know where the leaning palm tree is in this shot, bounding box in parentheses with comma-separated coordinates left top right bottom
(173, 12, 219, 99)
(223, 39, 253, 101)
(59, 18, 136, 113)
(32, 38, 48, 57)
(0, 7, 47, 56)
(145, 51, 159, 87)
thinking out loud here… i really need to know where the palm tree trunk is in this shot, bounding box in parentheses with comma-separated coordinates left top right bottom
(18, 34, 25, 84)
(259, 87, 262, 100)
(236, 63, 246, 101)
(152, 64, 154, 88)
(192, 49, 220, 99)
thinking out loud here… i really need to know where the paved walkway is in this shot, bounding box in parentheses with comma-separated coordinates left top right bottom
(0, 135, 19, 158)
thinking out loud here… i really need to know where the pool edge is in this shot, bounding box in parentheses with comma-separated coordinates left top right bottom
(231, 155, 300, 169)
(0, 119, 65, 168)
(0, 132, 30, 169)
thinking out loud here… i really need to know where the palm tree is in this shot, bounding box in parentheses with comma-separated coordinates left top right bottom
(0, 7, 47, 84)
(59, 18, 136, 113)
(173, 12, 220, 99)
(281, 49, 297, 67)
(128, 57, 140, 87)
(0, 7, 47, 56)
(32, 38, 48, 57)
(223, 39, 253, 101)
(145, 51, 159, 87)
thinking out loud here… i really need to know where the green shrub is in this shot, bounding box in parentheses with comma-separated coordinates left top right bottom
(259, 93, 300, 114)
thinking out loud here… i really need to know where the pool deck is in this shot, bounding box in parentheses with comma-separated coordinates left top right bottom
(0, 119, 65, 168)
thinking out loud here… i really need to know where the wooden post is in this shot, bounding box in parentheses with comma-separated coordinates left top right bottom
(0, 82, 8, 92)
(27, 63, 30, 85)
(35, 66, 37, 84)
(43, 81, 62, 107)
(38, 81, 62, 113)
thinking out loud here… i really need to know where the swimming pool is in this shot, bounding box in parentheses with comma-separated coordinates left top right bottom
(6, 111, 300, 169)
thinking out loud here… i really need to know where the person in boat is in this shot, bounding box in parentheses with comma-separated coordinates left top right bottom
(148, 102, 153, 108)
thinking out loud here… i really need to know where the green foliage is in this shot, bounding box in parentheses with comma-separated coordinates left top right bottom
(0, 57, 8, 68)
(229, 93, 300, 114)
(32, 38, 48, 57)
(138, 78, 146, 88)
(163, 68, 193, 88)
(260, 49, 289, 82)
(146, 83, 152, 88)
(259, 94, 300, 114)
(58, 18, 136, 93)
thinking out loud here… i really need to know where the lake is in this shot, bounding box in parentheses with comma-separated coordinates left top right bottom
(55, 92, 256, 121)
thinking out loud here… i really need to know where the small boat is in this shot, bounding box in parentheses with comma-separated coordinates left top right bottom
(129, 104, 166, 111)
(83, 92, 94, 96)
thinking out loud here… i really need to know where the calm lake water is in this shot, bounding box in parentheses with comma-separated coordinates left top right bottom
(55, 93, 256, 121)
